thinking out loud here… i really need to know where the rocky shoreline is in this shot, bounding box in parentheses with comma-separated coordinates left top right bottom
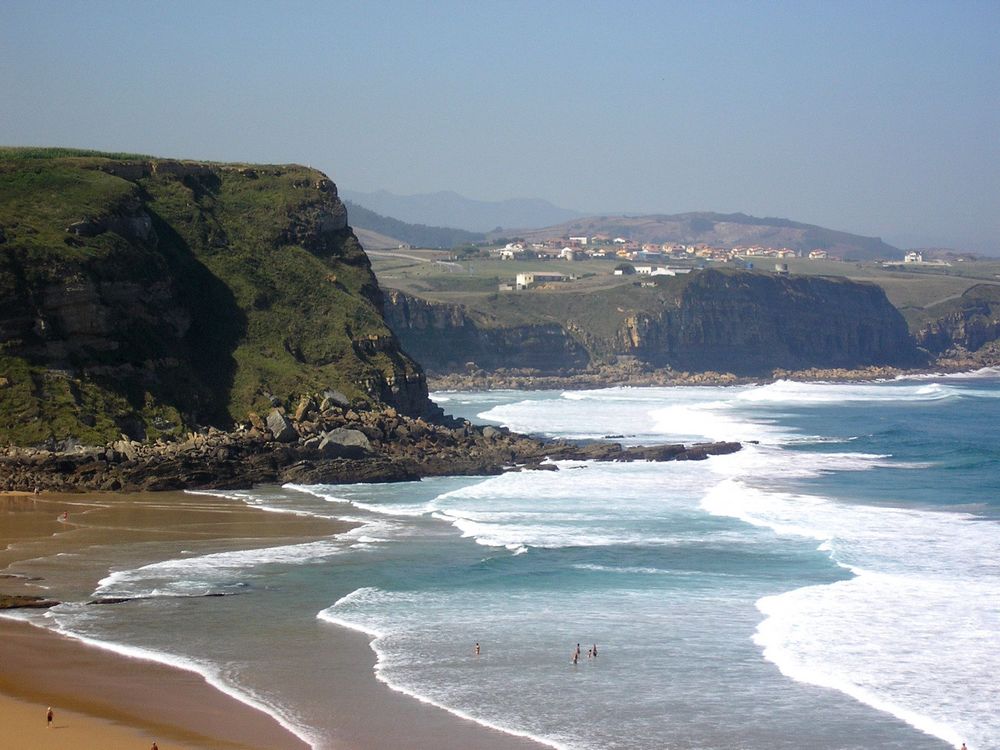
(0, 392, 741, 493)
(426, 356, 996, 392)
(5, 353, 996, 494)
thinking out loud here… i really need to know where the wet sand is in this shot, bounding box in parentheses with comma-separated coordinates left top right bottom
(0, 617, 308, 749)
(0, 490, 546, 750)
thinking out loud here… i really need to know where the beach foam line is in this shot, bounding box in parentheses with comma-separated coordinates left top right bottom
(753, 591, 965, 748)
(92, 538, 348, 600)
(0, 612, 321, 750)
(185, 487, 334, 519)
(316, 597, 569, 750)
(895, 366, 1000, 381)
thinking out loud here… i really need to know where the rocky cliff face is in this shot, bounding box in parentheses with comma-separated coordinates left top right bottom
(915, 285, 1000, 358)
(383, 270, 924, 377)
(613, 271, 924, 373)
(384, 291, 590, 373)
(0, 150, 436, 446)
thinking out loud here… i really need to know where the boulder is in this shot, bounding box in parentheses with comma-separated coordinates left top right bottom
(321, 389, 351, 410)
(293, 395, 315, 422)
(266, 409, 298, 443)
(318, 428, 372, 458)
(112, 439, 138, 461)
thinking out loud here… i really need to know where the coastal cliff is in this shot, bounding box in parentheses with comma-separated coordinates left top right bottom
(914, 284, 1000, 367)
(383, 291, 590, 373)
(384, 270, 925, 377)
(611, 270, 922, 373)
(0, 148, 436, 447)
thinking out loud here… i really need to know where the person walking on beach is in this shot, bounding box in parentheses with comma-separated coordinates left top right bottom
(46, 706, 53, 727)
(151, 742, 159, 750)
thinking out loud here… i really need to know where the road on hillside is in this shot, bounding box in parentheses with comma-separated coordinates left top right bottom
(366, 250, 462, 269)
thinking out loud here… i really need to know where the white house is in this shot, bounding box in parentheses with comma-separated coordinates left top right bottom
(635, 265, 677, 276)
(516, 272, 566, 289)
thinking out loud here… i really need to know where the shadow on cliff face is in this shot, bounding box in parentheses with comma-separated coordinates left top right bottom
(144, 210, 246, 428)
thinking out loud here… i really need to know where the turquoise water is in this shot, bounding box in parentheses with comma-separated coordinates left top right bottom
(13, 372, 1000, 749)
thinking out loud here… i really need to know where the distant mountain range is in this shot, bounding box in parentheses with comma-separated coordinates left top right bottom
(344, 201, 484, 249)
(340, 189, 584, 233)
(343, 190, 903, 260)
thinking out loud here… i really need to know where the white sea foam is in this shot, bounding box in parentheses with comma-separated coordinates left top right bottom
(425, 460, 726, 550)
(286, 482, 433, 518)
(318, 588, 570, 750)
(187, 487, 339, 519)
(896, 366, 1000, 381)
(733, 378, 966, 404)
(94, 539, 346, 599)
(703, 478, 1000, 748)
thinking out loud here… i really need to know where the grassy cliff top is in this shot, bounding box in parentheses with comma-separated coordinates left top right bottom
(0, 149, 429, 446)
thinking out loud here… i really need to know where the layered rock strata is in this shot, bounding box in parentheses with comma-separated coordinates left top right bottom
(384, 270, 925, 378)
(0, 151, 436, 447)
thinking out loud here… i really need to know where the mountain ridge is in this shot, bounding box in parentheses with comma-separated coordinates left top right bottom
(507, 211, 901, 260)
(341, 188, 584, 233)
(343, 188, 901, 259)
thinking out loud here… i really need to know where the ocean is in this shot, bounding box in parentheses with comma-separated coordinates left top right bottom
(7, 371, 1000, 750)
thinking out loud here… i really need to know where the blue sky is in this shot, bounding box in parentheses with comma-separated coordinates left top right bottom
(1, 1, 997, 251)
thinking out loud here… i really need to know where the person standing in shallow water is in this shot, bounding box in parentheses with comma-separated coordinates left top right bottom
(474, 642, 480, 655)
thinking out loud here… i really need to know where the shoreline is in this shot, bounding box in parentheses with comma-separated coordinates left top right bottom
(426, 360, 998, 392)
(0, 616, 310, 750)
(0, 489, 550, 750)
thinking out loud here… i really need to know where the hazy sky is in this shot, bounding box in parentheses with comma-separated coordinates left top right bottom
(2, 1, 997, 251)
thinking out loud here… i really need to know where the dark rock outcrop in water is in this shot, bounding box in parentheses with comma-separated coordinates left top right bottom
(0, 396, 741, 493)
(0, 594, 59, 609)
(385, 270, 925, 377)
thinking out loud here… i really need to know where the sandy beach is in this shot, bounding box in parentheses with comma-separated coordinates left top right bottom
(0, 490, 546, 750)
(0, 617, 309, 749)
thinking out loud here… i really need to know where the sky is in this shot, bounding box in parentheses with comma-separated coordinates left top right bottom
(1, 1, 997, 252)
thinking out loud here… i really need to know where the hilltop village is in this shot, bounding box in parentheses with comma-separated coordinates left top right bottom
(476, 236, 952, 289)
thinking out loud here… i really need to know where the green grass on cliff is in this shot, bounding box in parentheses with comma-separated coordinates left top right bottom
(372, 250, 1000, 335)
(0, 161, 136, 253)
(0, 149, 422, 445)
(0, 147, 154, 161)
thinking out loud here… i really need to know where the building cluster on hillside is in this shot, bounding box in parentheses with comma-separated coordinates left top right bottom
(492, 236, 836, 266)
